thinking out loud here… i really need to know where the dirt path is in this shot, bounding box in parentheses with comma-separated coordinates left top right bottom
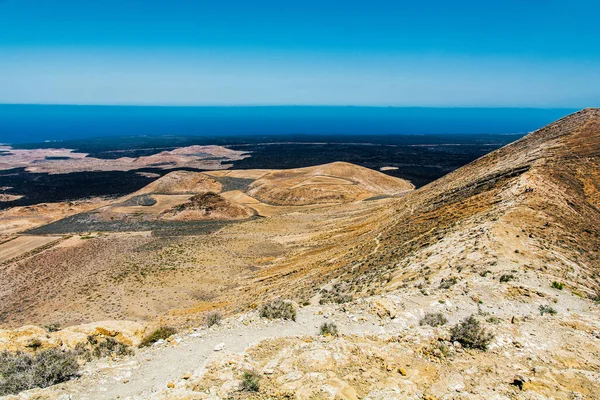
(61, 307, 386, 399)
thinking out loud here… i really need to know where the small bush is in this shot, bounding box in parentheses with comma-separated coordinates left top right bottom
(139, 326, 177, 347)
(259, 300, 297, 321)
(205, 311, 222, 328)
(450, 315, 494, 351)
(241, 370, 260, 392)
(499, 274, 514, 283)
(319, 322, 338, 336)
(26, 339, 42, 351)
(420, 312, 448, 327)
(539, 305, 557, 316)
(551, 281, 564, 290)
(439, 277, 458, 290)
(319, 283, 353, 305)
(44, 323, 61, 333)
(0, 349, 79, 395)
(92, 338, 133, 358)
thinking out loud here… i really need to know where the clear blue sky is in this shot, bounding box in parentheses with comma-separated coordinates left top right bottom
(1, 0, 599, 107)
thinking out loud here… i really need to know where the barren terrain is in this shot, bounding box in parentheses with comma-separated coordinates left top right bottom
(0, 163, 412, 327)
(1, 109, 600, 400)
(0, 145, 248, 175)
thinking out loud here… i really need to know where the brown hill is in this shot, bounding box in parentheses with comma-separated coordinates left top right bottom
(135, 171, 222, 195)
(246, 161, 414, 205)
(159, 192, 255, 221)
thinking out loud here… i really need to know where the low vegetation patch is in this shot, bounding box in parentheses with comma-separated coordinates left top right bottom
(139, 326, 177, 347)
(259, 299, 297, 321)
(450, 315, 494, 350)
(43, 323, 61, 333)
(205, 311, 223, 328)
(420, 312, 448, 327)
(539, 305, 557, 316)
(241, 370, 260, 392)
(319, 282, 353, 304)
(439, 277, 458, 289)
(319, 322, 338, 336)
(0, 349, 79, 396)
(499, 274, 515, 283)
(91, 337, 133, 358)
(551, 281, 565, 290)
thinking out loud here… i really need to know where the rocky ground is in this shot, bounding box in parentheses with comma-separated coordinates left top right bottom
(5, 276, 600, 399)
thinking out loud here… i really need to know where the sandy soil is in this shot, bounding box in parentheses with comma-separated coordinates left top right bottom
(110, 195, 193, 215)
(0, 198, 109, 235)
(0, 235, 61, 263)
(204, 170, 272, 179)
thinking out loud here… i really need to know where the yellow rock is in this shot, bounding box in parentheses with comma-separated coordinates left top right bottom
(0, 325, 49, 352)
(59, 320, 147, 347)
(371, 298, 397, 319)
(0, 320, 147, 352)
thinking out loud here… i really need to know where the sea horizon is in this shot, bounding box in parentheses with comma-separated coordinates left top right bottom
(0, 104, 579, 144)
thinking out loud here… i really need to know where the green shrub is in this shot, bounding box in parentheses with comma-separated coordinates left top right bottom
(450, 315, 494, 350)
(0, 349, 79, 395)
(539, 305, 557, 316)
(499, 274, 515, 283)
(319, 322, 338, 336)
(241, 370, 260, 392)
(139, 326, 177, 347)
(419, 312, 448, 327)
(551, 281, 564, 290)
(205, 311, 222, 328)
(259, 300, 297, 321)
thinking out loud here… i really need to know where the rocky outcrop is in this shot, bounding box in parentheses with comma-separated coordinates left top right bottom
(0, 320, 146, 352)
(159, 192, 255, 221)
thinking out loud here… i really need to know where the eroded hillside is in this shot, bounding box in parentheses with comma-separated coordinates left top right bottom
(238, 108, 600, 306)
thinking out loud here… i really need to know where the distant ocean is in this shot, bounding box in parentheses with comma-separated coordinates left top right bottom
(0, 105, 577, 145)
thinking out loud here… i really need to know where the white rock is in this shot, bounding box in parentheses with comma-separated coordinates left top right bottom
(214, 343, 225, 351)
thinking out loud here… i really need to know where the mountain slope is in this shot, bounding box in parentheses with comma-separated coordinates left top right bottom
(242, 108, 600, 304)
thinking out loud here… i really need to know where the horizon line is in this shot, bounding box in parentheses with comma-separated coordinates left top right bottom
(0, 103, 583, 110)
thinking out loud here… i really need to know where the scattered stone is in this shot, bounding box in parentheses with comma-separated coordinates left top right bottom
(214, 342, 225, 351)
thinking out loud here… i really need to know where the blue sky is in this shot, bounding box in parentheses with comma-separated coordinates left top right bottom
(1, 0, 599, 107)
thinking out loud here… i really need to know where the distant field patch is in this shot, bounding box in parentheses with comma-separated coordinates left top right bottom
(204, 170, 271, 179)
(111, 194, 191, 215)
(291, 175, 354, 188)
(0, 235, 59, 263)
